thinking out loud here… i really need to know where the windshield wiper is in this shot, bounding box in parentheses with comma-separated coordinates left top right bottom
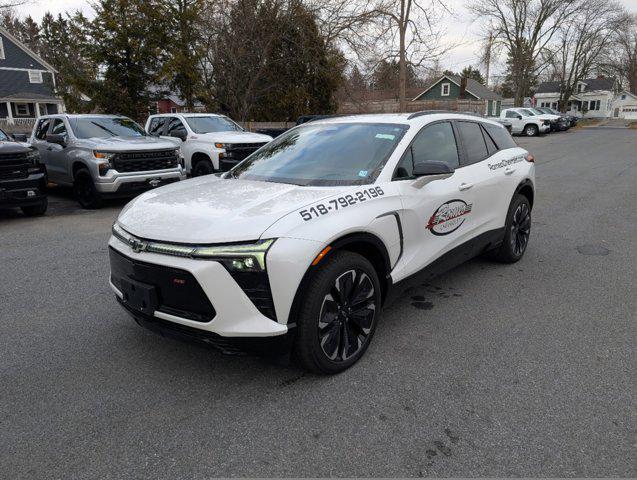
(89, 122, 118, 136)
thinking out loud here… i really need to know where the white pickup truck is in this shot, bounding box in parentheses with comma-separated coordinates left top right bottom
(145, 113, 272, 176)
(500, 108, 551, 137)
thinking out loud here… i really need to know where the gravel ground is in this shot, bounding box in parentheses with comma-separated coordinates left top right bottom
(1, 128, 635, 478)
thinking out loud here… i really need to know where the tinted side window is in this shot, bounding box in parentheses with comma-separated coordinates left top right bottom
(166, 117, 186, 137)
(484, 124, 517, 150)
(481, 125, 498, 156)
(35, 119, 51, 140)
(411, 122, 459, 169)
(457, 121, 488, 165)
(50, 119, 67, 135)
(505, 110, 518, 119)
(148, 117, 166, 135)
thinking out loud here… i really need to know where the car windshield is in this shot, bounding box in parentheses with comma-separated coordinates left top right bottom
(0, 129, 10, 141)
(528, 108, 545, 115)
(229, 122, 408, 186)
(521, 109, 537, 116)
(70, 117, 146, 139)
(184, 116, 243, 134)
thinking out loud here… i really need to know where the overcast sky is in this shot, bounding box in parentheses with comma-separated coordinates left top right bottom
(19, 0, 637, 77)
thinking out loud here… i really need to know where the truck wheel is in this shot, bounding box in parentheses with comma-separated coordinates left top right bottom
(488, 194, 531, 263)
(21, 198, 48, 216)
(524, 124, 539, 137)
(293, 251, 381, 374)
(73, 168, 102, 209)
(192, 159, 214, 177)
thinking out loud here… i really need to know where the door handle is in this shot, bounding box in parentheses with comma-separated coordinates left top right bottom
(504, 166, 516, 175)
(459, 182, 473, 191)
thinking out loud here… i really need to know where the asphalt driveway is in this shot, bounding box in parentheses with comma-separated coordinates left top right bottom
(0, 128, 635, 478)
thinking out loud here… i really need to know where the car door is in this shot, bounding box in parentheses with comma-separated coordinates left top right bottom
(164, 117, 188, 143)
(30, 118, 52, 167)
(44, 119, 71, 184)
(393, 121, 480, 280)
(505, 110, 523, 133)
(147, 117, 167, 137)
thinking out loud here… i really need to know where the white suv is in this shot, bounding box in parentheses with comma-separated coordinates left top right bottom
(145, 113, 272, 176)
(501, 108, 551, 136)
(109, 112, 535, 373)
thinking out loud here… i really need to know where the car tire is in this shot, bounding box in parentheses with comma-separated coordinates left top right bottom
(21, 198, 48, 216)
(73, 168, 102, 209)
(489, 194, 531, 263)
(524, 124, 539, 137)
(293, 251, 382, 374)
(192, 159, 214, 177)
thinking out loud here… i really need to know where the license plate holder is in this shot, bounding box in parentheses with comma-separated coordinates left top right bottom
(120, 278, 158, 316)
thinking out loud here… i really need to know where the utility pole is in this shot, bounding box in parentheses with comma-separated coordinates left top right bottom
(483, 31, 494, 87)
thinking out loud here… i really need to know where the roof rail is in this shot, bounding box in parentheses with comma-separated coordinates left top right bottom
(407, 110, 485, 120)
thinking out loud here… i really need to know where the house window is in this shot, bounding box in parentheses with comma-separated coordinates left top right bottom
(28, 70, 43, 83)
(0, 37, 4, 60)
(16, 103, 30, 116)
(170, 107, 178, 113)
(621, 94, 626, 100)
(38, 104, 47, 116)
(441, 83, 450, 96)
(577, 83, 585, 93)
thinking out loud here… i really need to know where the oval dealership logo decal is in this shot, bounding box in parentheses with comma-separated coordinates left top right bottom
(426, 199, 473, 235)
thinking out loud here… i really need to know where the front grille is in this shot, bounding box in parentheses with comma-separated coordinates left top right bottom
(113, 150, 178, 173)
(225, 142, 267, 161)
(109, 247, 215, 322)
(0, 152, 29, 180)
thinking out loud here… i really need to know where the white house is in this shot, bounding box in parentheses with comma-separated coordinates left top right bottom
(611, 91, 637, 120)
(534, 77, 617, 119)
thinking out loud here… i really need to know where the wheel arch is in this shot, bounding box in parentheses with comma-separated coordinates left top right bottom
(287, 231, 393, 326)
(515, 179, 535, 209)
(191, 151, 213, 170)
(72, 160, 90, 178)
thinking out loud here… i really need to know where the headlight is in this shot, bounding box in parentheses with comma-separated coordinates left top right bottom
(174, 147, 182, 158)
(26, 149, 40, 163)
(214, 143, 229, 149)
(112, 223, 274, 271)
(94, 151, 116, 160)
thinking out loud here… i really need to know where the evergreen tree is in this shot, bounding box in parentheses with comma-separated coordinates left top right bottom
(460, 65, 486, 85)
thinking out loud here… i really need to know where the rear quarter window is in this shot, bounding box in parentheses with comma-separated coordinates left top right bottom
(484, 124, 517, 150)
(457, 121, 488, 165)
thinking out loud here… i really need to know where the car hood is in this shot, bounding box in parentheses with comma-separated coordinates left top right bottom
(117, 176, 343, 244)
(79, 136, 178, 151)
(194, 131, 273, 144)
(534, 114, 559, 121)
(0, 141, 31, 153)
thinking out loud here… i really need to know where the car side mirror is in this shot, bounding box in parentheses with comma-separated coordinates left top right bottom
(516, 115, 522, 120)
(46, 133, 67, 148)
(411, 161, 454, 188)
(173, 130, 187, 141)
(12, 133, 27, 142)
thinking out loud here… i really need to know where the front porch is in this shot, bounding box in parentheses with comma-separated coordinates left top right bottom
(0, 99, 64, 133)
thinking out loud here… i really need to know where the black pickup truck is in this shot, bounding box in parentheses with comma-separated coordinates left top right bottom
(0, 128, 48, 216)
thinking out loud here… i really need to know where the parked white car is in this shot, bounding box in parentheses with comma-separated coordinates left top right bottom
(501, 108, 551, 136)
(109, 112, 535, 373)
(145, 113, 273, 176)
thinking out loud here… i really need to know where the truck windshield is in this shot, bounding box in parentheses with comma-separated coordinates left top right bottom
(184, 116, 242, 133)
(229, 122, 408, 186)
(70, 117, 146, 139)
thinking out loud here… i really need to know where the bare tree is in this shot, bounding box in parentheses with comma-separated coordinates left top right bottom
(471, 0, 581, 106)
(603, 13, 637, 94)
(544, 0, 623, 111)
(310, 0, 452, 111)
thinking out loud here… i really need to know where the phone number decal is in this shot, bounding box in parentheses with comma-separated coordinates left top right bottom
(299, 187, 385, 221)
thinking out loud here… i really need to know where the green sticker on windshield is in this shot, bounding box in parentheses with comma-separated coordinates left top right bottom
(375, 133, 395, 140)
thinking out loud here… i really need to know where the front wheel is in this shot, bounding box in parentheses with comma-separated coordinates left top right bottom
(192, 159, 214, 177)
(73, 168, 102, 209)
(489, 194, 531, 263)
(524, 124, 539, 137)
(293, 251, 381, 374)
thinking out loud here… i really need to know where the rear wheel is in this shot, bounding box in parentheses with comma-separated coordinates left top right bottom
(489, 194, 531, 263)
(294, 251, 381, 374)
(524, 124, 539, 137)
(73, 168, 102, 209)
(21, 198, 48, 216)
(192, 158, 214, 177)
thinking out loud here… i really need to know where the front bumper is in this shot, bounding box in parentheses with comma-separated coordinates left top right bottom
(0, 172, 47, 207)
(540, 124, 551, 133)
(95, 168, 186, 194)
(108, 236, 289, 338)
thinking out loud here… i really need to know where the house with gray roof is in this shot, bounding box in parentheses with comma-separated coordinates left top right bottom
(534, 77, 618, 118)
(412, 73, 502, 117)
(0, 26, 65, 131)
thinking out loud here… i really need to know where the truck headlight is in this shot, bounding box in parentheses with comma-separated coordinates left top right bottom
(94, 151, 116, 160)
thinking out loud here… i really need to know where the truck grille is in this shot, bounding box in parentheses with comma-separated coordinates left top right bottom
(225, 143, 267, 161)
(113, 150, 178, 173)
(0, 152, 29, 180)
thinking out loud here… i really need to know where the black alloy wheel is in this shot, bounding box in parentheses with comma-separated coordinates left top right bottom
(73, 168, 102, 209)
(510, 201, 531, 257)
(192, 159, 214, 177)
(318, 269, 376, 362)
(294, 250, 381, 374)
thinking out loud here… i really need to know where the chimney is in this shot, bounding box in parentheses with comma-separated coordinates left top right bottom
(459, 77, 467, 99)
